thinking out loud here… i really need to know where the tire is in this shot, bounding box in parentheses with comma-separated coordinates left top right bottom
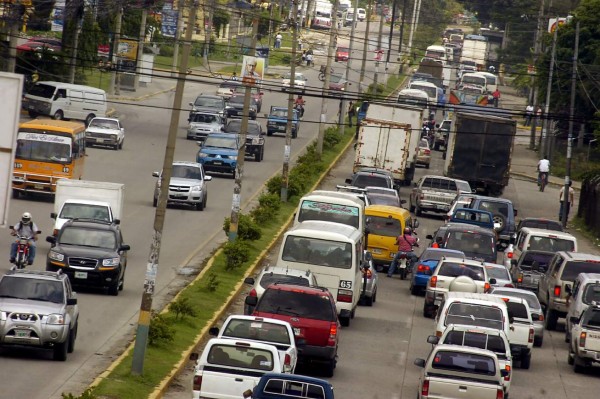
(85, 114, 95, 126)
(254, 149, 261, 162)
(12, 189, 20, 199)
(53, 110, 64, 120)
(434, 143, 440, 151)
(53, 334, 68, 361)
(28, 110, 38, 118)
(364, 292, 374, 306)
(339, 316, 350, 327)
(267, 131, 273, 136)
(545, 307, 558, 330)
(568, 348, 575, 365)
(410, 282, 420, 295)
(118, 140, 124, 150)
(520, 352, 531, 369)
(108, 277, 120, 296)
(534, 335, 544, 347)
(350, 307, 356, 319)
(425, 163, 430, 169)
(323, 359, 335, 377)
(119, 269, 125, 291)
(260, 147, 264, 161)
(423, 305, 432, 318)
(493, 214, 506, 232)
(197, 197, 205, 211)
(68, 322, 78, 353)
(573, 355, 585, 373)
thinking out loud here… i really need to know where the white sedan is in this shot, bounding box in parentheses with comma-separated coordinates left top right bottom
(281, 72, 307, 93)
(85, 117, 125, 150)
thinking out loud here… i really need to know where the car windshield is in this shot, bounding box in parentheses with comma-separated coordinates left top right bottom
(337, 47, 349, 53)
(190, 113, 219, 124)
(527, 236, 575, 252)
(259, 274, 310, 289)
(485, 266, 510, 281)
(228, 96, 255, 106)
(297, 200, 360, 229)
(16, 131, 72, 164)
(397, 94, 428, 107)
(207, 344, 275, 371)
(281, 236, 353, 269)
(582, 285, 600, 305)
(519, 220, 563, 231)
(330, 75, 343, 84)
(582, 309, 600, 328)
(27, 83, 55, 98)
(223, 319, 291, 345)
(437, 261, 485, 281)
(203, 136, 238, 149)
(59, 227, 117, 249)
(367, 194, 400, 207)
(419, 139, 429, 148)
(219, 81, 240, 90)
(446, 231, 495, 257)
(353, 175, 390, 188)
(410, 84, 436, 98)
(492, 290, 540, 310)
(443, 330, 507, 357)
(367, 215, 401, 237)
(172, 165, 202, 180)
(431, 350, 497, 376)
(271, 109, 289, 118)
(462, 75, 486, 86)
(225, 120, 261, 135)
(89, 119, 119, 129)
(194, 97, 223, 108)
(258, 289, 335, 321)
(562, 261, 600, 281)
(0, 277, 64, 303)
(59, 203, 110, 221)
(518, 252, 553, 271)
(446, 303, 504, 330)
(283, 73, 303, 80)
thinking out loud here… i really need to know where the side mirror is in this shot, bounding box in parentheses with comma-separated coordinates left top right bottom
(204, 176, 213, 182)
(244, 277, 255, 285)
(113, 219, 121, 225)
(345, 178, 352, 184)
(413, 182, 418, 187)
(120, 244, 131, 251)
(426, 234, 433, 240)
(570, 316, 580, 325)
(50, 212, 57, 219)
(189, 102, 194, 107)
(400, 199, 407, 204)
(209, 326, 219, 336)
(152, 171, 160, 177)
(243, 389, 253, 398)
(46, 236, 56, 244)
(66, 297, 77, 306)
(414, 358, 426, 368)
(427, 335, 439, 345)
(489, 278, 497, 285)
(413, 220, 420, 229)
(513, 209, 518, 217)
(245, 296, 258, 306)
(509, 316, 515, 324)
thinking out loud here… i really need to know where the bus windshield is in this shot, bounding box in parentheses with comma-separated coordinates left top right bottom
(16, 131, 72, 164)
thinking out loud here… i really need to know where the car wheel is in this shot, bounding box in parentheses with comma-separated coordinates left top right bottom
(119, 140, 124, 150)
(568, 347, 575, 365)
(339, 316, 350, 327)
(28, 110, 38, 118)
(493, 214, 506, 232)
(545, 306, 558, 330)
(12, 189, 20, 199)
(152, 196, 158, 207)
(565, 330, 570, 343)
(267, 131, 273, 136)
(423, 304, 432, 318)
(410, 282, 420, 295)
(573, 355, 586, 373)
(323, 359, 335, 377)
(108, 278, 120, 296)
(534, 335, 544, 347)
(254, 150, 261, 162)
(197, 197, 205, 211)
(53, 334, 68, 361)
(260, 147, 265, 161)
(520, 352, 531, 369)
(85, 114, 95, 126)
(68, 322, 78, 353)
(425, 163, 430, 169)
(53, 110, 64, 120)
(119, 270, 125, 291)
(364, 292, 374, 306)
(434, 143, 440, 151)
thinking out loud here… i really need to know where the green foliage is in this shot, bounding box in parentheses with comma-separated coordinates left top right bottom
(265, 174, 284, 197)
(169, 296, 197, 321)
(213, 8, 231, 38)
(148, 312, 175, 346)
(159, 45, 174, 57)
(323, 129, 342, 149)
(251, 192, 281, 224)
(204, 272, 220, 292)
(61, 388, 97, 399)
(223, 240, 251, 271)
(223, 214, 262, 241)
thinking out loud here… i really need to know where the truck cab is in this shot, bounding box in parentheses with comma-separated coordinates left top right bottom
(266, 106, 299, 138)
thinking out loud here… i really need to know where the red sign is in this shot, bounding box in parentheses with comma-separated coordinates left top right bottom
(374, 50, 384, 61)
(98, 44, 110, 57)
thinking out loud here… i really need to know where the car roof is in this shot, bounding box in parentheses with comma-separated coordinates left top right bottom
(301, 191, 365, 207)
(224, 315, 293, 328)
(470, 195, 513, 204)
(260, 266, 313, 278)
(258, 372, 333, 386)
(575, 273, 600, 282)
(444, 323, 507, 337)
(489, 286, 538, 298)
(434, 343, 500, 358)
(443, 222, 496, 234)
(444, 291, 507, 305)
(365, 204, 409, 215)
(518, 227, 575, 239)
(439, 257, 486, 267)
(173, 161, 202, 167)
(195, 94, 222, 99)
(5, 269, 67, 282)
(264, 283, 331, 296)
(556, 251, 600, 262)
(289, 220, 362, 241)
(63, 219, 118, 231)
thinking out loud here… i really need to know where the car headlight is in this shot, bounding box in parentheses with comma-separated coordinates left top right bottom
(102, 257, 120, 267)
(49, 251, 64, 262)
(197, 152, 208, 158)
(46, 314, 65, 325)
(191, 185, 202, 192)
(230, 155, 238, 161)
(251, 137, 261, 144)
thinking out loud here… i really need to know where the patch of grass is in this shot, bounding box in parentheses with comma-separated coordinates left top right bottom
(570, 217, 600, 246)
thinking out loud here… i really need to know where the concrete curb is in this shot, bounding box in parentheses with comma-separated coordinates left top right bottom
(510, 171, 581, 191)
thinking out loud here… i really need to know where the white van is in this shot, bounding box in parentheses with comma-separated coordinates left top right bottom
(278, 220, 365, 327)
(23, 81, 107, 125)
(459, 72, 488, 92)
(425, 45, 448, 64)
(565, 273, 600, 336)
(294, 190, 366, 234)
(507, 227, 578, 266)
(474, 71, 498, 93)
(397, 88, 429, 113)
(408, 81, 438, 108)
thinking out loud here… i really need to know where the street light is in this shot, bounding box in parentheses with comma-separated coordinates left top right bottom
(588, 139, 597, 162)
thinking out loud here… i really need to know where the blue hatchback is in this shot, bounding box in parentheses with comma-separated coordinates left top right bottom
(410, 248, 465, 295)
(245, 373, 334, 399)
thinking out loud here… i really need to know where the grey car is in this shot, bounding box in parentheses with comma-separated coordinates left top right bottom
(361, 251, 379, 306)
(510, 250, 554, 292)
(187, 112, 224, 141)
(188, 94, 226, 119)
(152, 161, 212, 210)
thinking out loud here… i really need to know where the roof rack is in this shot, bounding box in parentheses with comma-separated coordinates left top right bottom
(7, 269, 64, 279)
(69, 218, 116, 225)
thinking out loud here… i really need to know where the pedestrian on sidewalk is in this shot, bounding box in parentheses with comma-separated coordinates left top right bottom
(536, 106, 542, 125)
(559, 182, 575, 222)
(347, 101, 356, 127)
(274, 33, 282, 49)
(492, 88, 501, 107)
(524, 104, 534, 126)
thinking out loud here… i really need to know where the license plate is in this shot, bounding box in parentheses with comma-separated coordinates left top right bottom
(293, 328, 300, 336)
(213, 161, 222, 165)
(15, 329, 30, 338)
(371, 248, 382, 254)
(96, 138, 104, 143)
(34, 184, 43, 189)
(434, 299, 441, 306)
(74, 271, 88, 279)
(278, 126, 285, 131)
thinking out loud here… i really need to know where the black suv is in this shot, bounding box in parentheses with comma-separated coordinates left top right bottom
(224, 95, 258, 120)
(223, 119, 265, 162)
(188, 94, 226, 119)
(0, 269, 79, 361)
(467, 195, 517, 249)
(46, 219, 130, 296)
(345, 168, 398, 193)
(426, 222, 498, 263)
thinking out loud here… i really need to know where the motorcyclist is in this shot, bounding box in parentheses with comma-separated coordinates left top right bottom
(387, 227, 419, 278)
(10, 212, 39, 265)
(294, 95, 306, 117)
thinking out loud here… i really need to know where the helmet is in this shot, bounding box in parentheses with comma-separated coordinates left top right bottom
(21, 212, 32, 225)
(404, 227, 412, 235)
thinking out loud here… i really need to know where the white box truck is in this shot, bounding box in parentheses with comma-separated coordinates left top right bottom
(51, 179, 125, 235)
(354, 103, 424, 185)
(460, 34, 489, 70)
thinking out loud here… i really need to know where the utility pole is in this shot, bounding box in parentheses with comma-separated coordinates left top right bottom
(406, 0, 420, 60)
(68, 3, 84, 84)
(317, 0, 338, 156)
(280, 0, 299, 203)
(134, 9, 148, 90)
(529, 0, 545, 150)
(386, 0, 397, 66)
(358, 0, 373, 95)
(203, 0, 214, 65)
(108, 6, 123, 95)
(371, 10, 385, 98)
(338, 0, 358, 134)
(397, 0, 407, 73)
(227, 14, 260, 241)
(561, 21, 578, 228)
(6, 2, 20, 73)
(130, 0, 200, 376)
(171, 0, 185, 77)
(540, 17, 558, 158)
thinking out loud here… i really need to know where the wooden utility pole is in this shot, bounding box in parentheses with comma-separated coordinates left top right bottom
(108, 6, 123, 95)
(171, 0, 185, 76)
(529, 0, 545, 150)
(540, 17, 558, 158)
(338, 0, 358, 134)
(130, 0, 199, 375)
(134, 9, 148, 90)
(372, 10, 385, 96)
(317, 0, 338, 156)
(358, 0, 373, 95)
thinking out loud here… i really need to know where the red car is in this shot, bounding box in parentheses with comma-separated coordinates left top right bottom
(246, 284, 340, 377)
(335, 47, 349, 62)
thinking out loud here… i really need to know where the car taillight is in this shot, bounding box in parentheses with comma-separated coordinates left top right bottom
(193, 375, 202, 391)
(504, 283, 514, 288)
(421, 379, 429, 396)
(517, 273, 523, 283)
(424, 149, 431, 155)
(417, 264, 431, 274)
(496, 388, 504, 399)
(430, 276, 437, 288)
(284, 353, 291, 367)
(528, 327, 534, 343)
(580, 331, 587, 347)
(337, 289, 353, 303)
(507, 252, 513, 259)
(328, 322, 338, 346)
(554, 285, 561, 297)
(538, 313, 544, 322)
(504, 364, 511, 381)
(484, 282, 491, 292)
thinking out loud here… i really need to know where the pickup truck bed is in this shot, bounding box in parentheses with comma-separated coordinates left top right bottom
(423, 374, 503, 399)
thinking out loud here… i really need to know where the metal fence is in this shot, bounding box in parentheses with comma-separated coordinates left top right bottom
(578, 175, 600, 234)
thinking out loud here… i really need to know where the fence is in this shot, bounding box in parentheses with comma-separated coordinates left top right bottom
(578, 175, 600, 235)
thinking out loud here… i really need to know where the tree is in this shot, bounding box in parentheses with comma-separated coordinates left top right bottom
(213, 8, 230, 38)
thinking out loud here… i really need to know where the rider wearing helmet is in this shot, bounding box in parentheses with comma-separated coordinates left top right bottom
(10, 212, 39, 265)
(387, 226, 419, 278)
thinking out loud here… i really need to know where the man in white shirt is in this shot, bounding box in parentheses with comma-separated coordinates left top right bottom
(537, 157, 550, 186)
(559, 182, 575, 222)
(525, 104, 534, 126)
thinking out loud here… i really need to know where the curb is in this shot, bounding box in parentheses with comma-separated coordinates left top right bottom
(510, 171, 581, 191)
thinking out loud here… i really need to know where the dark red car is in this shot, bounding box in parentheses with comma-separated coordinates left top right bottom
(335, 46, 349, 62)
(246, 284, 339, 377)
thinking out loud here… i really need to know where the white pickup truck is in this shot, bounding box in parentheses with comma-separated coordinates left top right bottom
(209, 315, 298, 373)
(192, 338, 282, 399)
(414, 344, 509, 399)
(568, 302, 600, 373)
(493, 295, 534, 369)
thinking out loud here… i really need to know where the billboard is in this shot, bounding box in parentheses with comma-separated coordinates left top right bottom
(161, 1, 179, 38)
(241, 56, 265, 86)
(51, 0, 65, 32)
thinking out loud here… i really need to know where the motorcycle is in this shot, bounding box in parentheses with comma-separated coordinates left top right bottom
(10, 226, 40, 269)
(397, 238, 419, 280)
(294, 103, 305, 118)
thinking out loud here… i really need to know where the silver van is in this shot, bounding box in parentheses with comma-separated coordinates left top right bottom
(23, 81, 107, 125)
(565, 273, 600, 340)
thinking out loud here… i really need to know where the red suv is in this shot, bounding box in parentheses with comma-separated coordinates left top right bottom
(245, 284, 339, 377)
(335, 47, 349, 62)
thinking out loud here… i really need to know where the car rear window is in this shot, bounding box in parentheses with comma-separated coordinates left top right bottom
(421, 177, 457, 191)
(485, 266, 510, 281)
(432, 350, 496, 376)
(353, 174, 390, 188)
(421, 248, 465, 261)
(223, 319, 291, 345)
(491, 290, 540, 310)
(506, 302, 529, 319)
(258, 289, 335, 321)
(443, 330, 507, 358)
(437, 262, 485, 281)
(207, 344, 274, 371)
(583, 284, 600, 305)
(367, 215, 401, 237)
(259, 274, 310, 289)
(476, 201, 509, 218)
(518, 252, 553, 271)
(452, 210, 492, 225)
(527, 236, 575, 252)
(264, 379, 326, 398)
(282, 236, 353, 269)
(445, 303, 504, 330)
(297, 200, 360, 230)
(582, 309, 600, 328)
(561, 261, 600, 281)
(445, 232, 495, 258)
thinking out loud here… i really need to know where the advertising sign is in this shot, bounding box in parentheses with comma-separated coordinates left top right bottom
(51, 0, 65, 32)
(161, 2, 179, 38)
(241, 56, 265, 86)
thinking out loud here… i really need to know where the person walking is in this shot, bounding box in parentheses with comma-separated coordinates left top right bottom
(524, 104, 534, 126)
(537, 156, 550, 186)
(536, 106, 542, 125)
(492, 88, 501, 107)
(347, 101, 356, 127)
(274, 33, 282, 49)
(559, 182, 575, 223)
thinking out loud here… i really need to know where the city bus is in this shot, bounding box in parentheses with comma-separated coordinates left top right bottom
(12, 119, 86, 198)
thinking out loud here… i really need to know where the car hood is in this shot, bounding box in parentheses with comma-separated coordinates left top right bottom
(189, 122, 221, 129)
(54, 244, 119, 259)
(0, 297, 65, 314)
(86, 126, 120, 134)
(191, 106, 222, 113)
(199, 146, 238, 156)
(170, 177, 203, 186)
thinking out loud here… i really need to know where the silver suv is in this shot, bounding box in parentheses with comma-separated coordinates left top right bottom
(187, 112, 224, 141)
(152, 161, 212, 211)
(0, 269, 79, 361)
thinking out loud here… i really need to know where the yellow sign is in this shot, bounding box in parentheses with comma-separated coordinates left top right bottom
(117, 39, 139, 61)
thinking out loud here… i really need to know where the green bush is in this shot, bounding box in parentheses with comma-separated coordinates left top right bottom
(223, 240, 251, 271)
(323, 129, 342, 149)
(62, 388, 97, 399)
(265, 174, 284, 196)
(251, 192, 281, 224)
(203, 272, 219, 292)
(159, 45, 174, 57)
(223, 213, 262, 241)
(169, 296, 197, 321)
(148, 312, 175, 346)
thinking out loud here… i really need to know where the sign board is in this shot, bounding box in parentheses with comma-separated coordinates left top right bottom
(527, 64, 536, 75)
(0, 73, 23, 228)
(161, 2, 179, 38)
(118, 39, 139, 61)
(548, 17, 571, 33)
(241, 56, 265, 86)
(51, 0, 65, 32)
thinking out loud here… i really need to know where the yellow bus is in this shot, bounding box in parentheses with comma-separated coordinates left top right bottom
(12, 119, 86, 198)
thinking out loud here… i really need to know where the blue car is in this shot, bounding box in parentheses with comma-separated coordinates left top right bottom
(197, 132, 240, 178)
(410, 248, 465, 295)
(245, 373, 335, 399)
